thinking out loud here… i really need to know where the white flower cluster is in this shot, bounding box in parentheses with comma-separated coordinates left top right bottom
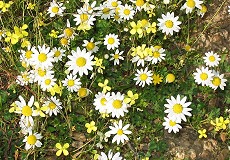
(193, 51, 227, 90)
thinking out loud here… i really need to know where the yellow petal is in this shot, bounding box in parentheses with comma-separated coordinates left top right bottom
(63, 149, 69, 156)
(9, 107, 15, 113)
(56, 150, 62, 156)
(90, 121, 95, 126)
(85, 123, 90, 128)
(63, 143, 69, 149)
(55, 143, 62, 149)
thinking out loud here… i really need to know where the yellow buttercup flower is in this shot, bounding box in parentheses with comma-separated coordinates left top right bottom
(27, 3, 35, 10)
(124, 90, 139, 105)
(49, 30, 59, 38)
(98, 79, 111, 93)
(55, 143, 69, 156)
(198, 129, 207, 138)
(85, 121, 97, 133)
(33, 102, 48, 117)
(211, 116, 230, 131)
(48, 83, 62, 96)
(5, 31, 19, 44)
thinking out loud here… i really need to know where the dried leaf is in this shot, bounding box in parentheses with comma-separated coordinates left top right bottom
(72, 132, 86, 142)
(220, 132, 226, 142)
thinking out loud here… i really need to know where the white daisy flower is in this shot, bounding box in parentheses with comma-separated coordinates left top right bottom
(150, 47, 166, 64)
(104, 33, 120, 50)
(209, 70, 227, 90)
(82, 38, 100, 53)
(134, 67, 153, 87)
(62, 73, 82, 92)
(93, 92, 111, 113)
(193, 66, 214, 86)
(203, 51, 221, 67)
(66, 47, 94, 77)
(19, 45, 36, 67)
(19, 118, 33, 135)
(73, 9, 96, 26)
(106, 0, 122, 9)
(40, 74, 56, 91)
(181, 0, 203, 14)
(110, 49, 124, 65)
(164, 95, 192, 123)
(157, 12, 181, 35)
(44, 96, 62, 116)
(23, 131, 42, 150)
(98, 149, 123, 160)
(98, 4, 115, 20)
(31, 44, 54, 69)
(107, 92, 129, 118)
(47, 0, 66, 17)
(163, 117, 182, 133)
(197, 4, 207, 17)
(52, 47, 66, 62)
(14, 95, 36, 127)
(58, 19, 76, 40)
(106, 120, 132, 145)
(16, 70, 35, 86)
(131, 56, 146, 67)
(60, 37, 70, 48)
(131, 0, 145, 11)
(119, 4, 135, 20)
(82, 1, 97, 14)
(33, 67, 54, 84)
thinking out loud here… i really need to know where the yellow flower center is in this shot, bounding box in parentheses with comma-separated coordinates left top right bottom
(76, 57, 86, 67)
(123, 9, 130, 15)
(54, 50, 61, 57)
(52, 6, 59, 13)
(64, 28, 73, 37)
(67, 79, 75, 87)
(114, 14, 120, 20)
(60, 38, 68, 46)
(48, 102, 56, 109)
(165, 20, 174, 28)
(112, 100, 122, 109)
(108, 37, 115, 45)
(38, 68, 46, 77)
(212, 77, 221, 86)
(136, 0, 145, 7)
(27, 135, 37, 145)
(113, 54, 119, 59)
(173, 104, 183, 114)
(100, 98, 107, 106)
(153, 51, 160, 58)
(45, 79, 51, 85)
(80, 13, 88, 22)
(201, 5, 207, 13)
(209, 55, 215, 62)
(22, 105, 32, 116)
(169, 120, 176, 127)
(166, 74, 175, 83)
(38, 53, 47, 62)
(86, 42, 95, 51)
(102, 8, 110, 14)
(140, 73, 148, 81)
(25, 50, 33, 59)
(111, 2, 118, 7)
(200, 73, 208, 80)
(186, 0, 195, 8)
(117, 129, 123, 135)
(78, 88, 88, 98)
